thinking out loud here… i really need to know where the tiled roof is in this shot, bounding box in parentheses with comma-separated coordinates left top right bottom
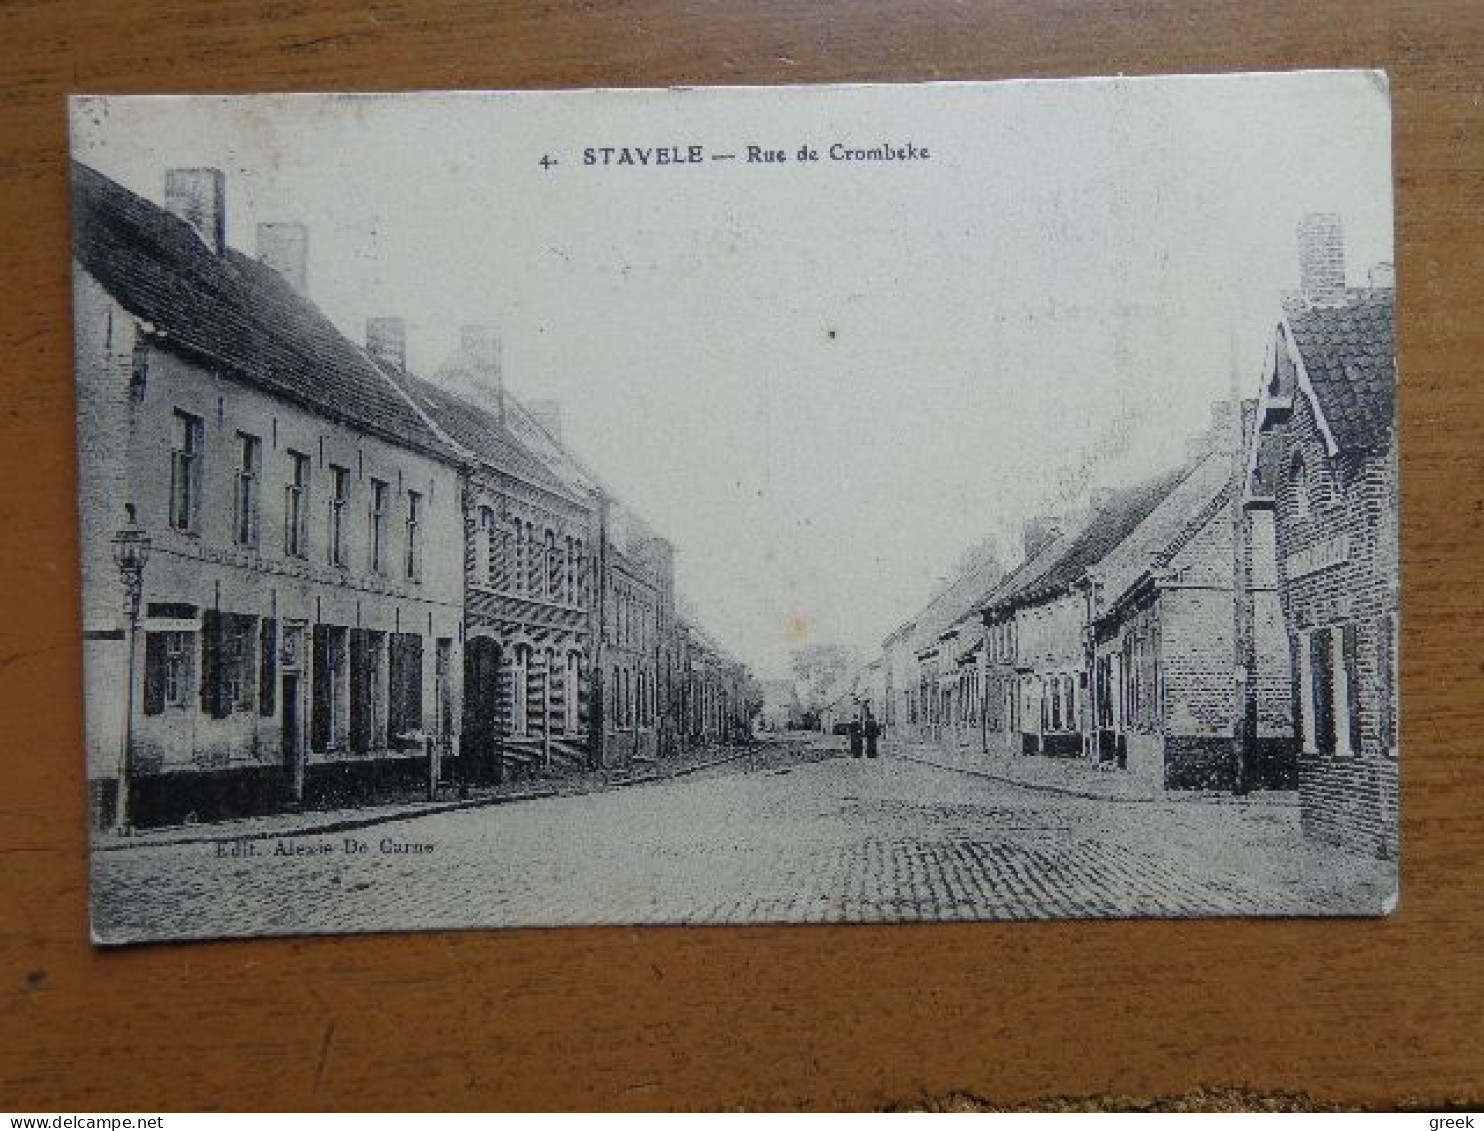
(70, 160, 454, 460)
(906, 547, 1006, 646)
(974, 528, 1071, 619)
(388, 369, 574, 500)
(1282, 288, 1396, 452)
(1088, 451, 1232, 611)
(994, 466, 1191, 611)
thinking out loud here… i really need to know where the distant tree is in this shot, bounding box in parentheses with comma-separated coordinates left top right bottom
(791, 643, 853, 713)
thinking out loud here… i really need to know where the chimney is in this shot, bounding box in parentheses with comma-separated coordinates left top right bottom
(1297, 212, 1346, 306)
(1186, 430, 1213, 463)
(366, 317, 407, 371)
(461, 324, 500, 370)
(1021, 516, 1060, 560)
(1368, 261, 1396, 289)
(459, 323, 505, 423)
(164, 168, 226, 255)
(527, 398, 564, 444)
(257, 222, 309, 295)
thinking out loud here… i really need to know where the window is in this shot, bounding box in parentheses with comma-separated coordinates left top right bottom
(223, 616, 255, 711)
(510, 645, 530, 736)
(574, 540, 585, 605)
(388, 633, 424, 744)
(477, 506, 495, 586)
(1302, 625, 1358, 757)
(143, 631, 194, 715)
(311, 625, 349, 751)
(435, 639, 454, 742)
(368, 479, 389, 574)
(543, 647, 557, 734)
(526, 521, 541, 593)
(349, 629, 386, 753)
(1380, 613, 1399, 755)
(328, 465, 349, 567)
(565, 652, 581, 733)
(201, 610, 258, 717)
(545, 530, 559, 596)
(285, 451, 310, 558)
(565, 537, 576, 603)
(405, 490, 423, 581)
(169, 410, 203, 533)
(513, 521, 526, 592)
(233, 433, 261, 547)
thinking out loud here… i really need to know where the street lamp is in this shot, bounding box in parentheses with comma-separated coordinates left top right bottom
(110, 504, 150, 834)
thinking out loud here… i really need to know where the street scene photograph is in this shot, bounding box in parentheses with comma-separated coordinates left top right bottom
(69, 74, 1398, 943)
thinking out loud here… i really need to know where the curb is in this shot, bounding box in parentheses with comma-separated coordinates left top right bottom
(97, 747, 757, 853)
(898, 752, 1276, 806)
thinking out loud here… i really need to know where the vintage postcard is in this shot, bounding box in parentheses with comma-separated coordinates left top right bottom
(70, 73, 1399, 944)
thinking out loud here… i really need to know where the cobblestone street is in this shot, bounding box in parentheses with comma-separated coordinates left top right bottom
(93, 740, 1394, 943)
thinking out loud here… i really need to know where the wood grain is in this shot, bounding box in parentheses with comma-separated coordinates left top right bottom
(1, 0, 1481, 1111)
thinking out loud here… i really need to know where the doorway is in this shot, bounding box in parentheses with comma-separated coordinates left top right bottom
(462, 636, 502, 785)
(282, 672, 304, 804)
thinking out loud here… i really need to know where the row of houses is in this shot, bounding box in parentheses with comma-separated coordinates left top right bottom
(73, 160, 756, 831)
(855, 213, 1398, 860)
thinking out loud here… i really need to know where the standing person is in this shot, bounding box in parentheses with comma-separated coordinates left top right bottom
(848, 714, 863, 758)
(864, 706, 881, 760)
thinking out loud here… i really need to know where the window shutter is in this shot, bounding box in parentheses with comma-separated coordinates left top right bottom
(1343, 622, 1363, 756)
(170, 454, 182, 529)
(143, 633, 165, 716)
(200, 610, 224, 719)
(310, 627, 330, 753)
(241, 616, 258, 713)
(350, 630, 369, 753)
(1311, 629, 1335, 755)
(188, 447, 202, 532)
(259, 619, 277, 717)
(1290, 633, 1308, 753)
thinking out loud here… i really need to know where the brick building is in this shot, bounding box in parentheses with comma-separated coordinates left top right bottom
(677, 618, 752, 747)
(415, 325, 742, 771)
(599, 515, 673, 765)
(981, 475, 1188, 760)
(73, 162, 465, 829)
(980, 520, 1068, 757)
(383, 339, 599, 783)
(1085, 426, 1296, 790)
(1250, 214, 1399, 856)
(879, 619, 917, 734)
(890, 545, 1004, 745)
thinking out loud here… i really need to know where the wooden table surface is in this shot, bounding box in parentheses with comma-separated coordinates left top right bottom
(2, 0, 1481, 1112)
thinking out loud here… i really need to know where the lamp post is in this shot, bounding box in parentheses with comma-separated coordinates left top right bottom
(110, 504, 150, 834)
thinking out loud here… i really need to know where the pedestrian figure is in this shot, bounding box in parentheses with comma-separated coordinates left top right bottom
(848, 715, 863, 758)
(863, 708, 881, 759)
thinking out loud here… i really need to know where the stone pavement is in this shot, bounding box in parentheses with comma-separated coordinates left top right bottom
(92, 743, 1395, 943)
(886, 736, 1294, 805)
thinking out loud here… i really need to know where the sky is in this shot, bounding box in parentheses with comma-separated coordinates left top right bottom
(70, 73, 1394, 679)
